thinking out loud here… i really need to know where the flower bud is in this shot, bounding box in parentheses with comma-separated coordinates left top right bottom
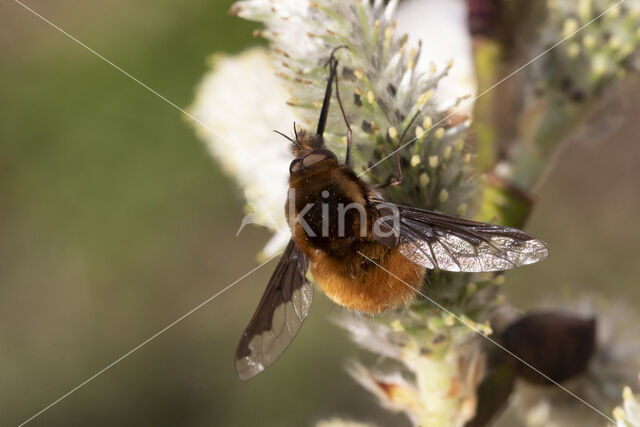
(502, 311, 596, 385)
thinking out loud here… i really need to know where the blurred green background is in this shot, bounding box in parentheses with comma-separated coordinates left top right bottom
(1, 1, 639, 426)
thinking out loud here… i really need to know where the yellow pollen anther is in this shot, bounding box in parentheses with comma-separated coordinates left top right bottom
(422, 116, 432, 129)
(367, 91, 376, 104)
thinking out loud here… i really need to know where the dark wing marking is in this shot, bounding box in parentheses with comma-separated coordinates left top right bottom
(235, 240, 312, 380)
(373, 201, 548, 272)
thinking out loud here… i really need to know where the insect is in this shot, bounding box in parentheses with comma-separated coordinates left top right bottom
(235, 48, 548, 381)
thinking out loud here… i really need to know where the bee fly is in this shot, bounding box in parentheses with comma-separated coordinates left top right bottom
(235, 48, 548, 380)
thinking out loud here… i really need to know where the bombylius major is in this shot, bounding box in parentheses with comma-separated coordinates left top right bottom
(235, 48, 548, 380)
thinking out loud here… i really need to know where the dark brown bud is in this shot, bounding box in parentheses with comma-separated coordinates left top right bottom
(502, 311, 596, 385)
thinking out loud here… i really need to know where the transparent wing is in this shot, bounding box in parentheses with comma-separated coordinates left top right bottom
(235, 240, 312, 380)
(376, 202, 548, 272)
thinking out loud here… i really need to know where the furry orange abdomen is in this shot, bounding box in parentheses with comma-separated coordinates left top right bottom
(294, 232, 425, 314)
(311, 246, 424, 314)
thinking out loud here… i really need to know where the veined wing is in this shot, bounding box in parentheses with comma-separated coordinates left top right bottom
(373, 201, 548, 272)
(235, 240, 312, 380)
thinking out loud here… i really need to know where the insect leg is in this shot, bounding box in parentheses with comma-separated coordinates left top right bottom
(378, 111, 421, 188)
(316, 46, 349, 138)
(316, 55, 338, 138)
(331, 57, 353, 166)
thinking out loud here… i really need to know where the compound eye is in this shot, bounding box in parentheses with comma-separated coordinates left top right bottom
(289, 158, 303, 174)
(302, 150, 336, 168)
